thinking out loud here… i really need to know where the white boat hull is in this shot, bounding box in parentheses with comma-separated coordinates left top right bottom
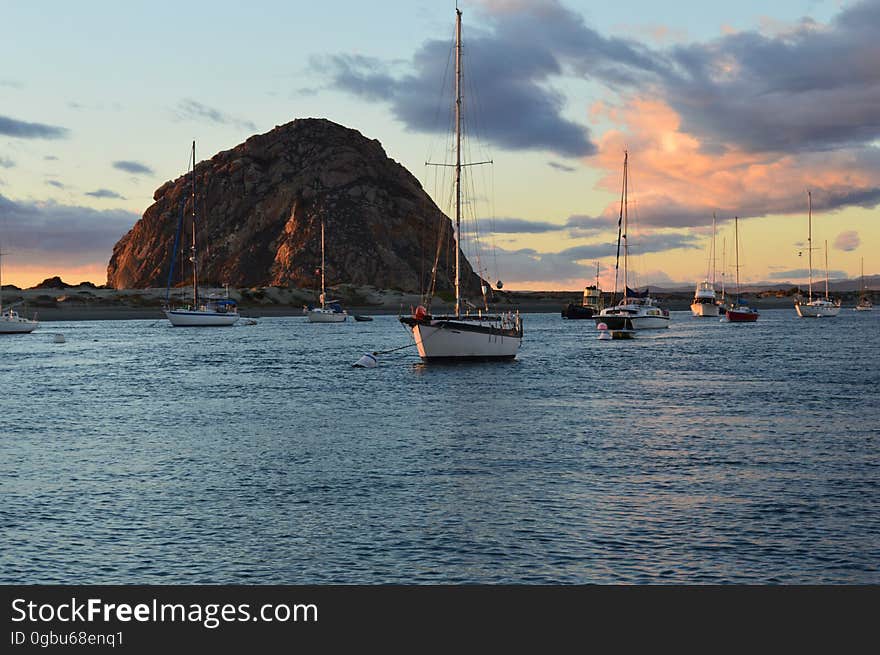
(690, 302, 720, 317)
(629, 314, 670, 329)
(307, 309, 347, 323)
(0, 319, 39, 334)
(795, 303, 841, 318)
(854, 305, 873, 312)
(598, 310, 670, 330)
(165, 309, 240, 327)
(408, 320, 521, 360)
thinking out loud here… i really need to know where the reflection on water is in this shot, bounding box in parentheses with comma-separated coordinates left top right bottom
(1, 310, 878, 583)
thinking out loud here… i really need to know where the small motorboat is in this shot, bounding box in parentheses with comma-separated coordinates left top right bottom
(353, 314, 373, 322)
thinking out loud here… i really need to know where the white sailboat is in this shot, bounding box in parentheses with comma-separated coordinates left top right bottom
(855, 257, 873, 311)
(595, 151, 670, 331)
(0, 249, 38, 334)
(399, 7, 523, 361)
(795, 191, 840, 318)
(165, 141, 240, 327)
(691, 213, 721, 317)
(306, 217, 347, 323)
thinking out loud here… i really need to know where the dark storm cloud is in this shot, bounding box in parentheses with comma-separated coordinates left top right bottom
(548, 161, 577, 172)
(113, 160, 154, 175)
(174, 99, 257, 132)
(85, 189, 126, 200)
(0, 115, 68, 139)
(0, 194, 138, 265)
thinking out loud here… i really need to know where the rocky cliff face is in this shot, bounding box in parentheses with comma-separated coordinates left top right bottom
(107, 118, 480, 295)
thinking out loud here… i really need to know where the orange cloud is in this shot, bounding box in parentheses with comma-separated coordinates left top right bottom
(587, 97, 880, 228)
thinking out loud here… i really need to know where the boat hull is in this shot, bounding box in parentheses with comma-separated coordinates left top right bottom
(596, 312, 669, 330)
(0, 320, 38, 334)
(561, 303, 596, 319)
(795, 303, 840, 318)
(854, 304, 873, 312)
(400, 317, 522, 361)
(690, 302, 720, 317)
(307, 309, 347, 323)
(726, 308, 759, 322)
(165, 309, 240, 327)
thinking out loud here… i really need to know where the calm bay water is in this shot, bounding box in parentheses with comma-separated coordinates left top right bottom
(1, 309, 878, 583)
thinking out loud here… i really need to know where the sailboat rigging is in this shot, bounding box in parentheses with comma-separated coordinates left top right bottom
(399, 7, 522, 361)
(795, 191, 840, 318)
(306, 215, 347, 322)
(855, 257, 873, 311)
(164, 141, 240, 327)
(594, 151, 670, 330)
(723, 216, 759, 322)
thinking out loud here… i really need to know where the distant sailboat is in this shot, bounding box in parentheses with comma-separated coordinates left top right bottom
(399, 7, 523, 361)
(0, 249, 38, 334)
(306, 217, 347, 323)
(795, 191, 840, 318)
(595, 151, 670, 330)
(724, 216, 759, 322)
(691, 213, 721, 317)
(164, 141, 240, 327)
(855, 257, 873, 311)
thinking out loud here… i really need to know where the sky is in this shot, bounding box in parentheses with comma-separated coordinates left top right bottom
(0, 0, 877, 290)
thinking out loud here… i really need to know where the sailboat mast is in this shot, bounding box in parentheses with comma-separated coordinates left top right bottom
(807, 190, 813, 303)
(824, 239, 829, 300)
(321, 219, 326, 308)
(734, 216, 741, 299)
(711, 212, 717, 287)
(623, 151, 629, 295)
(721, 236, 726, 301)
(453, 7, 463, 318)
(191, 140, 199, 308)
(0, 249, 4, 315)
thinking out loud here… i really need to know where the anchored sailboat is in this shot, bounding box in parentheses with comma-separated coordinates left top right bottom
(0, 249, 38, 334)
(164, 141, 240, 327)
(399, 7, 522, 361)
(724, 216, 759, 322)
(795, 191, 840, 318)
(595, 151, 670, 330)
(855, 257, 873, 311)
(306, 217, 347, 323)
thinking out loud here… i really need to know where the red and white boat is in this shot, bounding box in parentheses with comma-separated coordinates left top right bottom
(724, 216, 759, 323)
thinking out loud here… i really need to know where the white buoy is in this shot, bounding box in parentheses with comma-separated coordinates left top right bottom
(597, 322, 611, 340)
(53, 333, 66, 343)
(352, 352, 378, 368)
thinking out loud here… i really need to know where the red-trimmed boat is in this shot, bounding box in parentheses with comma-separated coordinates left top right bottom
(723, 216, 759, 323)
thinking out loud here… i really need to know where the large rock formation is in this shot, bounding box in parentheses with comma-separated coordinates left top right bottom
(107, 118, 481, 295)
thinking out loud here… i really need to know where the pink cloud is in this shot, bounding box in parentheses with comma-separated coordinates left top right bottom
(833, 230, 860, 251)
(586, 97, 880, 229)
